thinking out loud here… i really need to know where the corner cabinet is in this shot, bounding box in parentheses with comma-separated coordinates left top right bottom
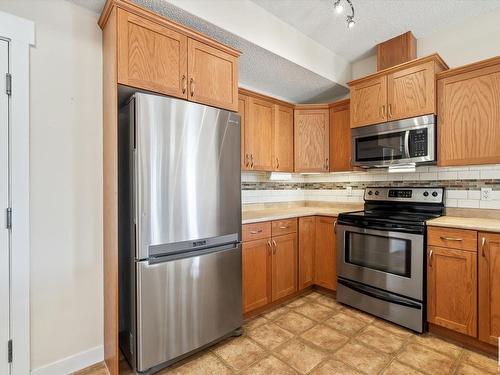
(349, 54, 448, 128)
(437, 56, 500, 166)
(116, 7, 239, 111)
(294, 106, 329, 172)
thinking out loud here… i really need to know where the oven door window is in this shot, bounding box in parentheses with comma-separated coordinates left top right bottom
(355, 131, 405, 162)
(345, 231, 411, 277)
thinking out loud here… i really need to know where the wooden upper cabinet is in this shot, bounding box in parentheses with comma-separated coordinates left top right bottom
(437, 57, 500, 166)
(247, 97, 275, 171)
(187, 39, 238, 111)
(387, 61, 435, 121)
(314, 216, 336, 291)
(238, 94, 249, 170)
(273, 105, 294, 172)
(117, 9, 188, 98)
(350, 75, 387, 128)
(294, 107, 329, 172)
(329, 100, 353, 172)
(478, 232, 500, 346)
(427, 245, 477, 337)
(298, 217, 315, 290)
(272, 233, 298, 301)
(377, 31, 416, 71)
(242, 238, 271, 313)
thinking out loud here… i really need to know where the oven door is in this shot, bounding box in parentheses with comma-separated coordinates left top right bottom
(336, 224, 424, 300)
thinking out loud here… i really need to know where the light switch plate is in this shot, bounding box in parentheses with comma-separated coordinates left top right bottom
(481, 187, 493, 201)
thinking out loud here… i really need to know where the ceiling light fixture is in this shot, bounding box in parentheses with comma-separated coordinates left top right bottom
(333, 0, 356, 29)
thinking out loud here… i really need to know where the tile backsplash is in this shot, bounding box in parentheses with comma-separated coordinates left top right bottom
(241, 165, 500, 209)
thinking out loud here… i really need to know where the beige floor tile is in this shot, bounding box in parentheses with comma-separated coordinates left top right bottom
(300, 324, 349, 352)
(355, 325, 406, 354)
(462, 350, 500, 374)
(411, 334, 463, 359)
(170, 353, 232, 375)
(316, 295, 344, 311)
(293, 302, 335, 322)
(263, 305, 289, 320)
(324, 312, 368, 336)
(275, 338, 328, 374)
(274, 311, 316, 334)
(381, 360, 426, 375)
(310, 359, 363, 375)
(243, 315, 268, 331)
(456, 362, 499, 375)
(285, 296, 309, 308)
(306, 291, 323, 299)
(247, 322, 294, 350)
(334, 341, 391, 374)
(397, 343, 455, 375)
(372, 319, 413, 338)
(213, 336, 265, 371)
(241, 355, 296, 375)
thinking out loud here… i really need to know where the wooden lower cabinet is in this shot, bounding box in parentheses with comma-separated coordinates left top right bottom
(427, 245, 477, 336)
(478, 232, 500, 345)
(272, 233, 298, 300)
(298, 217, 315, 290)
(242, 238, 271, 313)
(314, 216, 337, 291)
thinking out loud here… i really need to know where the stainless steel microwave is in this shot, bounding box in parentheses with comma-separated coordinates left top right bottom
(351, 115, 436, 168)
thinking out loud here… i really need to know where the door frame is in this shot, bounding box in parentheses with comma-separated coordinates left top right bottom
(0, 10, 34, 375)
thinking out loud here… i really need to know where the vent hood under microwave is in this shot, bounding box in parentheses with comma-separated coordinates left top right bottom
(351, 115, 436, 169)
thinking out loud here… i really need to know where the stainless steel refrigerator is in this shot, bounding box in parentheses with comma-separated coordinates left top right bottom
(118, 93, 242, 374)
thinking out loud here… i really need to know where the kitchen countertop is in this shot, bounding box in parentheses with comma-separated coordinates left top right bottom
(426, 216, 500, 233)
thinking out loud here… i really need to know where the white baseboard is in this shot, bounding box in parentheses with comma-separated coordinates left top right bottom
(31, 345, 104, 375)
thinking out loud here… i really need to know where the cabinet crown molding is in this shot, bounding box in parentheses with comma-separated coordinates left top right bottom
(98, 0, 241, 57)
(437, 55, 500, 79)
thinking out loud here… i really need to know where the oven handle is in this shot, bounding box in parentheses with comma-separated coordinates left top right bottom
(338, 279, 422, 309)
(336, 222, 424, 237)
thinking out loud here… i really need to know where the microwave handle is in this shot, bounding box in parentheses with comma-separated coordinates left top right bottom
(404, 130, 411, 159)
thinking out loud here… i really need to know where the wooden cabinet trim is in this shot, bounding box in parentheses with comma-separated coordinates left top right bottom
(314, 216, 337, 291)
(437, 55, 500, 79)
(376, 31, 416, 71)
(239, 87, 294, 108)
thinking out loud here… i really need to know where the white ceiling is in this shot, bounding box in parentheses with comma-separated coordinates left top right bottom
(251, 0, 500, 61)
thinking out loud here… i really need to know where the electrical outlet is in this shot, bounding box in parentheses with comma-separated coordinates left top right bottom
(481, 187, 493, 201)
(346, 186, 353, 196)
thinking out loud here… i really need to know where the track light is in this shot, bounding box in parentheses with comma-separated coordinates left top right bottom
(333, 0, 356, 29)
(334, 0, 344, 14)
(347, 16, 355, 29)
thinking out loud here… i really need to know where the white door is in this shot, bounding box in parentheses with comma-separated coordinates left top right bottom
(0, 39, 10, 374)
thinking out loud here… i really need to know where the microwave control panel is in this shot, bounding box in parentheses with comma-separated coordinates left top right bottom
(408, 128, 428, 157)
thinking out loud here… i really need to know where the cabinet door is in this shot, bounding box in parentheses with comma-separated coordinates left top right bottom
(239, 94, 250, 170)
(329, 101, 352, 172)
(314, 217, 336, 290)
(273, 105, 294, 172)
(387, 61, 435, 121)
(478, 232, 500, 345)
(242, 239, 271, 313)
(246, 98, 275, 171)
(350, 76, 387, 128)
(117, 9, 188, 98)
(187, 38, 238, 111)
(438, 63, 500, 166)
(272, 233, 298, 301)
(298, 217, 315, 290)
(294, 109, 329, 172)
(427, 246, 477, 337)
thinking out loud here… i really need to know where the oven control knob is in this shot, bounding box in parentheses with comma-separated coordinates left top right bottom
(368, 190, 373, 195)
(375, 191, 379, 196)
(432, 191, 438, 197)
(423, 191, 429, 197)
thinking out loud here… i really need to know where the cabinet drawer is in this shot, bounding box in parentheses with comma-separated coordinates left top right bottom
(243, 222, 271, 242)
(428, 227, 477, 252)
(272, 218, 298, 236)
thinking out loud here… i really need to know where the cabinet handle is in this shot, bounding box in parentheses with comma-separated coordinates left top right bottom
(481, 237, 486, 257)
(325, 158, 329, 170)
(250, 229, 262, 235)
(181, 75, 187, 94)
(388, 103, 393, 118)
(190, 78, 195, 97)
(276, 157, 279, 169)
(440, 236, 463, 242)
(266, 240, 271, 256)
(245, 154, 249, 167)
(250, 154, 254, 168)
(429, 249, 433, 267)
(333, 221, 337, 234)
(382, 105, 386, 118)
(279, 226, 289, 229)
(272, 240, 277, 254)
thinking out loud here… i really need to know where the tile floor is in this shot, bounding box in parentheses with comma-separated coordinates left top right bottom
(79, 291, 499, 375)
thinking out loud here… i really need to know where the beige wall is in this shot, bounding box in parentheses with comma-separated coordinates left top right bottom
(0, 0, 103, 371)
(352, 7, 500, 79)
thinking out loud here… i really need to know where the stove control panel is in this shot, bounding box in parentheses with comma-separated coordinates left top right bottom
(364, 187, 444, 203)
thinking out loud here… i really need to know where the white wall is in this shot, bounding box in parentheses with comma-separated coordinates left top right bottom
(0, 0, 103, 372)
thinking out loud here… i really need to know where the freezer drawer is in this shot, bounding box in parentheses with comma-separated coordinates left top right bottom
(136, 244, 242, 372)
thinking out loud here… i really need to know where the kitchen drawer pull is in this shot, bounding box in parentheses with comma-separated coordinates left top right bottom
(181, 75, 187, 94)
(440, 236, 463, 241)
(266, 240, 271, 255)
(279, 226, 289, 229)
(429, 249, 433, 267)
(388, 103, 393, 118)
(250, 229, 263, 234)
(333, 221, 337, 233)
(276, 157, 279, 169)
(272, 240, 277, 254)
(481, 237, 486, 257)
(190, 78, 195, 96)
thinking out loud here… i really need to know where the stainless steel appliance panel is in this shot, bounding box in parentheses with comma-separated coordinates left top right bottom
(135, 93, 241, 259)
(336, 224, 424, 300)
(136, 244, 243, 372)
